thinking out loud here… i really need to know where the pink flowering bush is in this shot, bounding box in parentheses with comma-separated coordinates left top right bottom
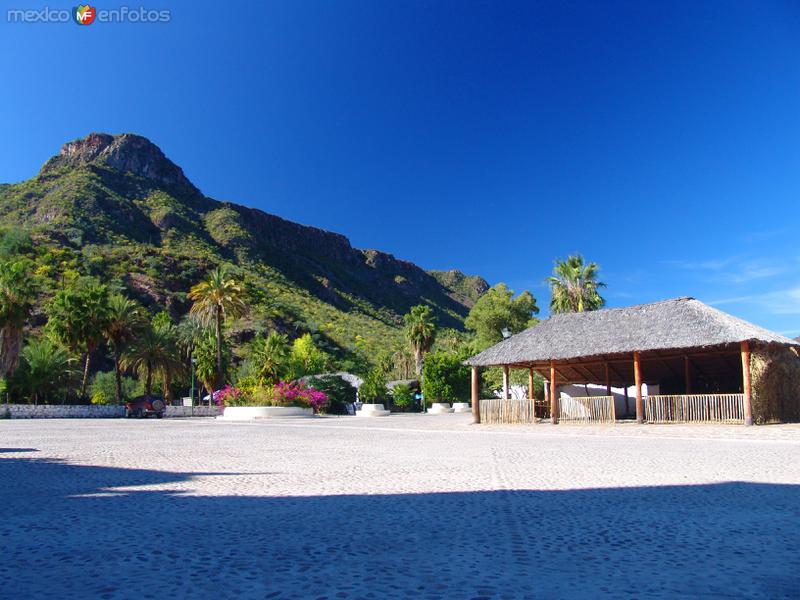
(213, 385, 247, 408)
(273, 380, 328, 413)
(219, 380, 329, 412)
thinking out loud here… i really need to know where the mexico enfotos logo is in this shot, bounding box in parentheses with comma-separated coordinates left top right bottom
(7, 5, 171, 24)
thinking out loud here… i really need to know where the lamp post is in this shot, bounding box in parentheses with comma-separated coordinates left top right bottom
(190, 356, 197, 415)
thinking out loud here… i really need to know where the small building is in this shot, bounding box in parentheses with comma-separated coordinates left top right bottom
(465, 297, 800, 425)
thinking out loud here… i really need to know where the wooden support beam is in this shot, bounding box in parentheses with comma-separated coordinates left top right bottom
(655, 355, 681, 381)
(634, 352, 643, 424)
(471, 366, 480, 424)
(741, 341, 754, 426)
(574, 364, 599, 383)
(502, 365, 510, 400)
(604, 362, 611, 396)
(684, 356, 691, 394)
(607, 362, 626, 383)
(550, 361, 559, 424)
(528, 366, 535, 400)
(623, 385, 630, 417)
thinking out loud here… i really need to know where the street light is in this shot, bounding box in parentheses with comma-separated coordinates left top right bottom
(190, 356, 197, 413)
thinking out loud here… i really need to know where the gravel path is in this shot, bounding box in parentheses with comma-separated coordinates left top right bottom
(1, 415, 799, 599)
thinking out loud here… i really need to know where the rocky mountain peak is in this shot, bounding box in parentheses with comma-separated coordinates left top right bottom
(42, 132, 198, 195)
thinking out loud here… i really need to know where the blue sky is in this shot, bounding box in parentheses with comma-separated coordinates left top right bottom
(1, 1, 799, 333)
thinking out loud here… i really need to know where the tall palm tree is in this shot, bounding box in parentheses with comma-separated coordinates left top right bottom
(188, 267, 247, 387)
(104, 295, 145, 404)
(121, 322, 185, 399)
(404, 304, 437, 377)
(547, 255, 606, 314)
(0, 260, 36, 379)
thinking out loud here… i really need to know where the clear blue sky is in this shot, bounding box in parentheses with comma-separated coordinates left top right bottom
(2, 1, 799, 333)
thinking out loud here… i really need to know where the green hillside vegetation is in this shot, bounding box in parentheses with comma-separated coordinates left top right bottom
(0, 133, 488, 403)
(0, 133, 603, 407)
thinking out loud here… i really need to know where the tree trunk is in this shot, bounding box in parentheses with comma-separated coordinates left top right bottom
(145, 365, 153, 397)
(114, 345, 123, 404)
(81, 351, 92, 399)
(205, 381, 214, 406)
(215, 307, 223, 388)
(0, 326, 22, 378)
(414, 348, 423, 378)
(164, 372, 172, 403)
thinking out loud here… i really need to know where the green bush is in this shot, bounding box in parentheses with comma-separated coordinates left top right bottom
(305, 375, 356, 415)
(390, 384, 416, 411)
(359, 368, 388, 403)
(90, 371, 143, 405)
(422, 351, 470, 403)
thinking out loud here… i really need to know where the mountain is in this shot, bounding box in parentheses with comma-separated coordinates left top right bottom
(0, 133, 488, 363)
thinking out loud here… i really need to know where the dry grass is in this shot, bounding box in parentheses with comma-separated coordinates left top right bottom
(751, 345, 800, 423)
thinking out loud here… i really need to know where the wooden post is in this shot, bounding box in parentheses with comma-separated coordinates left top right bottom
(684, 356, 691, 394)
(528, 367, 535, 400)
(634, 352, 643, 424)
(605, 362, 616, 422)
(471, 366, 480, 424)
(550, 361, 558, 424)
(502, 365, 510, 400)
(741, 341, 754, 426)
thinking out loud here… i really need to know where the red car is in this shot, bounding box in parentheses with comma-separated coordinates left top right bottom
(125, 396, 166, 419)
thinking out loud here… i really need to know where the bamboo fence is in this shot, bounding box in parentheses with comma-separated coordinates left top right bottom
(557, 395, 615, 423)
(479, 399, 537, 424)
(644, 394, 745, 424)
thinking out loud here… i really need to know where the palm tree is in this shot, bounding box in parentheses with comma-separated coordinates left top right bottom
(12, 338, 76, 405)
(547, 255, 606, 314)
(0, 260, 36, 379)
(193, 332, 224, 405)
(251, 331, 289, 384)
(403, 304, 437, 377)
(121, 322, 185, 399)
(104, 295, 145, 404)
(47, 280, 112, 398)
(188, 267, 247, 387)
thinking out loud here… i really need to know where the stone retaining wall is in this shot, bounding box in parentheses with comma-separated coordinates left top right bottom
(0, 405, 222, 419)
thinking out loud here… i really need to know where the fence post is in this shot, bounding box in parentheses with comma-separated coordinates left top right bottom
(550, 361, 558, 424)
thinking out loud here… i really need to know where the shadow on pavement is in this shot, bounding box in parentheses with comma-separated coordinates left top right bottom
(0, 456, 798, 599)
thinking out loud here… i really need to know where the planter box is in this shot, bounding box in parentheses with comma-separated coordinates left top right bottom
(428, 402, 455, 414)
(218, 406, 313, 420)
(452, 402, 471, 413)
(355, 403, 390, 417)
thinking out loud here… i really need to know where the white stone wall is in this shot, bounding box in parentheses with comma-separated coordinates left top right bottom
(165, 406, 221, 418)
(0, 405, 222, 419)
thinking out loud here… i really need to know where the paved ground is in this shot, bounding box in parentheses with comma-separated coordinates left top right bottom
(1, 415, 799, 599)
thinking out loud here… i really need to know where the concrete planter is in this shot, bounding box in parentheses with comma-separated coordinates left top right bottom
(428, 402, 455, 414)
(356, 403, 390, 417)
(218, 406, 313, 420)
(452, 402, 471, 413)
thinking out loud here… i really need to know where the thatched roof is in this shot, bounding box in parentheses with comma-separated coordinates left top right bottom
(466, 297, 800, 367)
